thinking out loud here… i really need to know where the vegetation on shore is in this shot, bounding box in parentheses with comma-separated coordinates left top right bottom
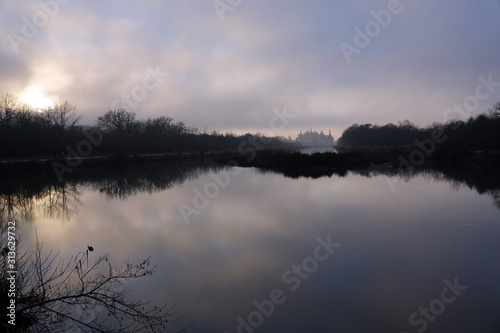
(214, 146, 500, 179)
(0, 92, 295, 160)
(215, 100, 500, 177)
(215, 149, 385, 178)
(2, 92, 499, 176)
(333, 102, 500, 171)
(337, 102, 500, 150)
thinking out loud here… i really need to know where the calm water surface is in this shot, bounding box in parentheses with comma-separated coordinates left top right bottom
(6, 161, 500, 332)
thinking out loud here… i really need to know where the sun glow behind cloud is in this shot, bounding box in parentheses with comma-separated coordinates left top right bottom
(20, 86, 54, 110)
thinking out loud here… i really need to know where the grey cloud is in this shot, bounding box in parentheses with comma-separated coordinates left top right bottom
(1, 0, 499, 135)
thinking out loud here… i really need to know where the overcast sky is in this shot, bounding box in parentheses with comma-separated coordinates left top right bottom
(1, 0, 500, 138)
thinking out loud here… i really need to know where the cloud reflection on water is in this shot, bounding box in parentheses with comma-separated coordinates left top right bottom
(2, 162, 500, 332)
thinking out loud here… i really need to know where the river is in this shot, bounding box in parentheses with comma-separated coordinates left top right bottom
(2, 160, 500, 332)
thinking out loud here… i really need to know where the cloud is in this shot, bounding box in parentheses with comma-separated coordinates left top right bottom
(1, 0, 499, 138)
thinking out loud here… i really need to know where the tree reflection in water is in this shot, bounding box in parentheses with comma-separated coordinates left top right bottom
(2, 160, 500, 225)
(0, 160, 225, 224)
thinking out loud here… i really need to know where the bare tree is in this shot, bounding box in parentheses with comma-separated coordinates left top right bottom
(0, 92, 21, 112)
(0, 232, 176, 332)
(144, 116, 174, 136)
(96, 109, 136, 136)
(41, 98, 81, 132)
(488, 101, 500, 118)
(0, 92, 22, 127)
(170, 121, 186, 136)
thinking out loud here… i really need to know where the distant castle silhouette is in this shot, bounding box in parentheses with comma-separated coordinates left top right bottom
(296, 129, 334, 146)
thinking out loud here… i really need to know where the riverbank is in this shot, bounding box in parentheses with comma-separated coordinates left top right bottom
(0, 151, 234, 173)
(214, 147, 500, 179)
(214, 150, 389, 178)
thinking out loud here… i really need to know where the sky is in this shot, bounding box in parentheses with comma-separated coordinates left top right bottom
(1, 0, 500, 139)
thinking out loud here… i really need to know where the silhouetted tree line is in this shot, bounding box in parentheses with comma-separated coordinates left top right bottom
(337, 102, 500, 150)
(0, 93, 292, 159)
(215, 150, 373, 179)
(0, 93, 83, 158)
